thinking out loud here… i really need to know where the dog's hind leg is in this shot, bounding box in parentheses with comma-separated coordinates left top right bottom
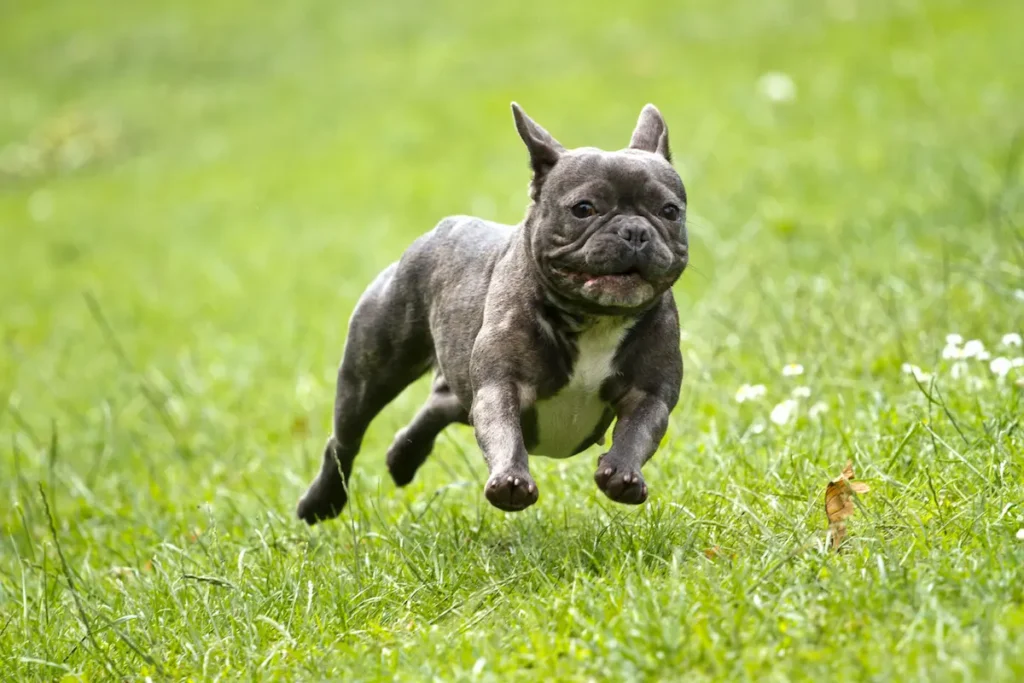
(386, 373, 469, 487)
(297, 264, 431, 525)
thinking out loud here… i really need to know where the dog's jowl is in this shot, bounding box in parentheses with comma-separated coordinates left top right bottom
(297, 103, 689, 524)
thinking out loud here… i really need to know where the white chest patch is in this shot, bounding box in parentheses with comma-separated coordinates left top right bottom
(530, 318, 631, 458)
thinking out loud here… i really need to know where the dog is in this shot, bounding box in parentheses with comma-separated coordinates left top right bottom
(297, 103, 688, 523)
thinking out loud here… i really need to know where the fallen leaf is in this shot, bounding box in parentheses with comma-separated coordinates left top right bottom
(825, 461, 870, 550)
(703, 546, 721, 560)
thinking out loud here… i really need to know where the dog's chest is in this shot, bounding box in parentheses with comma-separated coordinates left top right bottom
(529, 319, 629, 458)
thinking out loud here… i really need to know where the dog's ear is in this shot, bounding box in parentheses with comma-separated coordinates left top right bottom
(511, 103, 564, 198)
(628, 104, 671, 162)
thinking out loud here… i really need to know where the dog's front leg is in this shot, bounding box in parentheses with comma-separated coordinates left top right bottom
(471, 382, 538, 511)
(594, 388, 672, 504)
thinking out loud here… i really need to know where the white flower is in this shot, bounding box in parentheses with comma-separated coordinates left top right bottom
(1017, 528, 1024, 541)
(967, 376, 985, 392)
(808, 401, 829, 419)
(942, 335, 965, 359)
(791, 386, 812, 399)
(901, 363, 931, 382)
(942, 342, 964, 360)
(781, 363, 805, 377)
(990, 357, 1013, 378)
(1002, 333, 1022, 348)
(735, 383, 767, 403)
(770, 399, 798, 426)
(1013, 358, 1024, 368)
(1015, 289, 1024, 302)
(749, 419, 766, 435)
(950, 361, 968, 379)
(961, 339, 986, 359)
(757, 71, 797, 103)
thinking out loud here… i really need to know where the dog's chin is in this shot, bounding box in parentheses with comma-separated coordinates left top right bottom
(550, 268, 657, 311)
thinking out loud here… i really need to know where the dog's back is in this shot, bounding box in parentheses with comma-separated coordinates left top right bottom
(376, 216, 514, 399)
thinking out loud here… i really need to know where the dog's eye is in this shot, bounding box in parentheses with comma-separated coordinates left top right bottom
(660, 204, 682, 221)
(570, 201, 597, 219)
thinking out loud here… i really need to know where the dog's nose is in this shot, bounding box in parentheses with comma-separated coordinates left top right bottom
(617, 224, 652, 250)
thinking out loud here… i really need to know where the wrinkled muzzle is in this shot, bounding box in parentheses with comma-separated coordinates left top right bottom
(542, 216, 687, 311)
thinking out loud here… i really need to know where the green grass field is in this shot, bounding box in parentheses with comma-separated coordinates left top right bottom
(3, 0, 1024, 679)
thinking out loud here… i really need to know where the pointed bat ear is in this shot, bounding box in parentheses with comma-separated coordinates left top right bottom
(628, 104, 671, 162)
(511, 102, 565, 198)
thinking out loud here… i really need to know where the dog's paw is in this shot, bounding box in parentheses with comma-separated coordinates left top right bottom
(594, 458, 648, 505)
(386, 430, 434, 487)
(485, 470, 539, 511)
(296, 479, 348, 525)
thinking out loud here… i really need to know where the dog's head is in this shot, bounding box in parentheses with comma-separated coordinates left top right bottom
(513, 103, 688, 314)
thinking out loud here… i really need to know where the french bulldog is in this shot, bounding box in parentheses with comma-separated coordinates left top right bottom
(297, 103, 688, 524)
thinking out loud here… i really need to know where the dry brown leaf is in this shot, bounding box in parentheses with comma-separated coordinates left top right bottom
(825, 461, 870, 550)
(702, 545, 737, 562)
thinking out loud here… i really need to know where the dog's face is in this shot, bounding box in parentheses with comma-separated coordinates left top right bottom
(513, 104, 688, 314)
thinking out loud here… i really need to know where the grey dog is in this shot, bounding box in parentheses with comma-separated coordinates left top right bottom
(297, 103, 688, 523)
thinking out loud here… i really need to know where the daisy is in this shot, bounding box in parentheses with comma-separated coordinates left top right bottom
(990, 357, 1013, 379)
(770, 399, 798, 426)
(942, 334, 964, 359)
(791, 386, 812, 399)
(961, 339, 987, 359)
(901, 363, 931, 382)
(808, 401, 829, 419)
(781, 363, 804, 377)
(1001, 333, 1022, 348)
(735, 384, 767, 403)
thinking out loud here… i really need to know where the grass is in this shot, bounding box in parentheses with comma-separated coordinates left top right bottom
(2, 0, 1024, 679)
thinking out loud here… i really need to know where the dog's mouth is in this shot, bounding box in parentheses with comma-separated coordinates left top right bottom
(553, 266, 643, 285)
(550, 266, 655, 308)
